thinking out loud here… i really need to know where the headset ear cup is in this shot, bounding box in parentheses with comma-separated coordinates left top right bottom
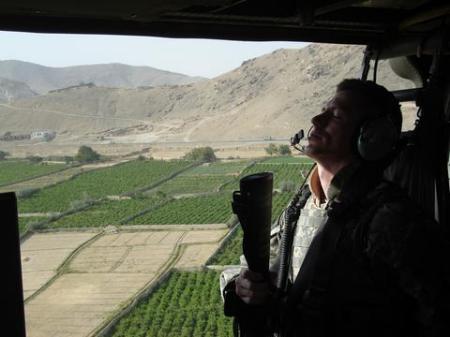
(357, 116, 398, 161)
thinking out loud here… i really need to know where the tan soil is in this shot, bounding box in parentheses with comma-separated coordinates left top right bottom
(21, 232, 98, 299)
(24, 228, 228, 337)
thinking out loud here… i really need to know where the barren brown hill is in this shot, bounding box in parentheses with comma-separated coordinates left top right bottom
(0, 77, 37, 103)
(0, 44, 415, 143)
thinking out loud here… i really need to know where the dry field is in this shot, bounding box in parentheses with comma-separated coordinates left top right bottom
(23, 228, 227, 337)
(21, 232, 99, 299)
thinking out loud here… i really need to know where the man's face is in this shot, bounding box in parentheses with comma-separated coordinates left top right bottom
(305, 90, 362, 163)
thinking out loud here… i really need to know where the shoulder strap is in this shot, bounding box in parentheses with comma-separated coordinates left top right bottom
(275, 184, 311, 294)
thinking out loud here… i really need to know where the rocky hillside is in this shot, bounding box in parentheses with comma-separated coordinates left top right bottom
(0, 60, 205, 94)
(0, 77, 37, 103)
(0, 44, 415, 142)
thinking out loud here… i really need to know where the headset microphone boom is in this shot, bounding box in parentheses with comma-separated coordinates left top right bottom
(290, 126, 313, 153)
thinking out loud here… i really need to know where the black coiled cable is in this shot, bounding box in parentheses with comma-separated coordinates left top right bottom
(275, 183, 311, 294)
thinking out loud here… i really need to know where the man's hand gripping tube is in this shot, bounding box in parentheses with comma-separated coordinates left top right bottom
(225, 172, 274, 337)
(232, 172, 273, 276)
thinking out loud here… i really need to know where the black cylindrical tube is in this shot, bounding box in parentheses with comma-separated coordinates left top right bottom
(232, 172, 273, 274)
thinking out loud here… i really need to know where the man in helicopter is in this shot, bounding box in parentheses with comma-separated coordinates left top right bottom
(223, 79, 450, 337)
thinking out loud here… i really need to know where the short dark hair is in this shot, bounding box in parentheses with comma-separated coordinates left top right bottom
(337, 79, 402, 133)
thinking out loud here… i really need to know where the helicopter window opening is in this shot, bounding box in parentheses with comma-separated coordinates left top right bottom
(1, 32, 426, 337)
(365, 59, 419, 131)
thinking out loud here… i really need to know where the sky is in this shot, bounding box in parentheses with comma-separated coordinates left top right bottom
(0, 31, 308, 78)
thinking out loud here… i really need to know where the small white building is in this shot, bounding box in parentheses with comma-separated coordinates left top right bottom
(30, 130, 56, 142)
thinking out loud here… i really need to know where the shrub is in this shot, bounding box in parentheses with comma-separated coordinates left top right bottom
(264, 143, 278, 156)
(69, 191, 94, 209)
(265, 144, 292, 156)
(0, 150, 9, 160)
(64, 156, 74, 164)
(75, 146, 100, 163)
(70, 199, 88, 210)
(278, 144, 292, 155)
(279, 180, 296, 193)
(47, 212, 61, 221)
(27, 155, 43, 163)
(156, 190, 167, 199)
(226, 214, 239, 227)
(184, 147, 217, 162)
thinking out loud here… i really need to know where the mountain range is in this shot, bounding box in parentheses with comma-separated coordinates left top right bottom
(0, 44, 415, 143)
(0, 60, 205, 95)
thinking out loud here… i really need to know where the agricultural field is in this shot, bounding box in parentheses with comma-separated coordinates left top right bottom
(0, 162, 113, 194)
(151, 175, 232, 196)
(210, 191, 294, 265)
(0, 160, 68, 187)
(222, 161, 311, 192)
(272, 191, 296, 221)
(18, 159, 193, 213)
(262, 155, 314, 164)
(110, 270, 232, 337)
(182, 160, 251, 176)
(18, 216, 49, 234)
(17, 156, 311, 337)
(208, 228, 243, 266)
(48, 196, 166, 229)
(147, 160, 252, 197)
(21, 232, 98, 299)
(131, 193, 233, 225)
(24, 229, 227, 337)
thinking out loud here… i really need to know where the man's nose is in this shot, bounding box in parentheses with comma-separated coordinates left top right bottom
(311, 111, 329, 127)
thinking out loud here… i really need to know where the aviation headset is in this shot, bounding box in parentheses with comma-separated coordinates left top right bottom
(356, 110, 399, 161)
(291, 82, 401, 162)
(356, 47, 401, 162)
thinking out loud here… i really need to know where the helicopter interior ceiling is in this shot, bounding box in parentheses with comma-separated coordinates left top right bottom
(0, 0, 448, 46)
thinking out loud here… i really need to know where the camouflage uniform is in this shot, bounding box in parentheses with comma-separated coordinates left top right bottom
(221, 163, 450, 336)
(271, 163, 359, 282)
(220, 163, 355, 297)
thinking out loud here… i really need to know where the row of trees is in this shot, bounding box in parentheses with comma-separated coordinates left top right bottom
(265, 143, 292, 156)
(0, 146, 101, 163)
(183, 144, 293, 162)
(3, 144, 292, 164)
